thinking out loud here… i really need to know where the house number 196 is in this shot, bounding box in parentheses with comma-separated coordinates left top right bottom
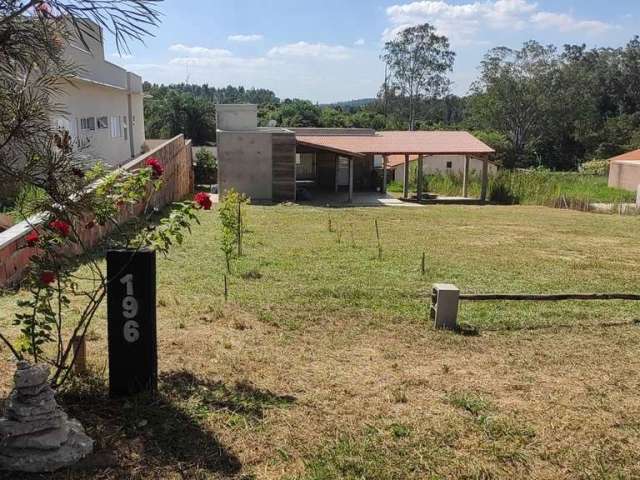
(120, 273, 140, 343)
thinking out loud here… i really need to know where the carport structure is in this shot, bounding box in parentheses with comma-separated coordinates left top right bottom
(295, 130, 495, 203)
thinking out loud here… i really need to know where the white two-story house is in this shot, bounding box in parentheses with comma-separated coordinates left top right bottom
(53, 20, 145, 167)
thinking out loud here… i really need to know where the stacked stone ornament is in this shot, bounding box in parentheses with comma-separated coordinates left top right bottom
(0, 361, 93, 472)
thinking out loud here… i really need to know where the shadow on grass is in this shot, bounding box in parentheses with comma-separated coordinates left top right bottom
(161, 370, 296, 421)
(0, 369, 293, 479)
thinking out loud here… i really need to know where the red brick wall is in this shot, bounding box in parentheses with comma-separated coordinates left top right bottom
(0, 135, 193, 287)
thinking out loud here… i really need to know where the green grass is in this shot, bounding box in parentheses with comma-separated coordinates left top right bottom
(2, 203, 640, 479)
(389, 170, 635, 206)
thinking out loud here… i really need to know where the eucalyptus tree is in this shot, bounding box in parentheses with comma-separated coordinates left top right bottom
(382, 23, 455, 131)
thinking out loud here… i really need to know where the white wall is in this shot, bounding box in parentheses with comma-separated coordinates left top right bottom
(393, 155, 497, 181)
(53, 80, 139, 166)
(54, 20, 146, 166)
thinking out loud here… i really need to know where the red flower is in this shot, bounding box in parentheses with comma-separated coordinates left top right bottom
(145, 157, 164, 178)
(49, 219, 70, 237)
(35, 2, 52, 17)
(194, 192, 212, 210)
(40, 271, 55, 285)
(25, 230, 39, 247)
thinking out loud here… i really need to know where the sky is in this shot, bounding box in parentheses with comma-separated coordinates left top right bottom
(104, 0, 640, 103)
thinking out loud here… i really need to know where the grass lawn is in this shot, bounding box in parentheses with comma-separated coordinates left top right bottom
(1, 203, 640, 479)
(389, 171, 636, 205)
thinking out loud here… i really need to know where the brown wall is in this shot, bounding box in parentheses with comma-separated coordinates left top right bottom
(297, 148, 376, 192)
(0, 135, 193, 287)
(272, 133, 296, 201)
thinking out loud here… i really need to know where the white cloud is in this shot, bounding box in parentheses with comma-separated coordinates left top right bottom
(530, 12, 613, 34)
(169, 56, 269, 69)
(354, 38, 365, 46)
(228, 34, 263, 42)
(167, 43, 269, 70)
(267, 41, 352, 60)
(384, 0, 615, 44)
(168, 44, 232, 58)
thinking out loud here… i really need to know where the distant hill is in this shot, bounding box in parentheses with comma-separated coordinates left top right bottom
(321, 98, 377, 109)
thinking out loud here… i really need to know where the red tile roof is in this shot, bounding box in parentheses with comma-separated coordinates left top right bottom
(386, 154, 419, 167)
(608, 149, 640, 162)
(295, 131, 495, 156)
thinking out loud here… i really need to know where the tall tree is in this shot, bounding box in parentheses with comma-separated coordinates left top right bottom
(382, 23, 455, 131)
(468, 41, 558, 167)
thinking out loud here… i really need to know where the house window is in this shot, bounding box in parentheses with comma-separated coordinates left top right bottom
(446, 161, 453, 169)
(80, 117, 95, 131)
(373, 154, 384, 168)
(110, 116, 121, 138)
(122, 116, 128, 141)
(97, 116, 108, 129)
(296, 153, 316, 180)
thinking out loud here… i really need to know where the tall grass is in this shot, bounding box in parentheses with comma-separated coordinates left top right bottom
(392, 170, 635, 207)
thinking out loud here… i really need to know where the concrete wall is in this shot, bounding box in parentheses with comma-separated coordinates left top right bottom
(608, 161, 640, 192)
(0, 135, 193, 288)
(393, 155, 497, 181)
(218, 131, 273, 201)
(216, 104, 258, 131)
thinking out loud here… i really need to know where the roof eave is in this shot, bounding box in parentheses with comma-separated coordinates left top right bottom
(296, 140, 366, 158)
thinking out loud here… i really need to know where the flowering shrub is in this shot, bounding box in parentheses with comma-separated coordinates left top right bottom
(2, 153, 200, 388)
(39, 271, 55, 285)
(194, 191, 213, 210)
(25, 230, 39, 246)
(49, 219, 70, 237)
(145, 157, 164, 178)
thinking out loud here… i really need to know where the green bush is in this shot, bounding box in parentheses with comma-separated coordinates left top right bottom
(581, 159, 609, 176)
(195, 148, 216, 169)
(405, 170, 634, 206)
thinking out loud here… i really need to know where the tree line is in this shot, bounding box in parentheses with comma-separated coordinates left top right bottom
(143, 25, 640, 171)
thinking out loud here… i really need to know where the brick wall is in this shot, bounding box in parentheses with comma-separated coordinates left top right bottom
(0, 135, 193, 287)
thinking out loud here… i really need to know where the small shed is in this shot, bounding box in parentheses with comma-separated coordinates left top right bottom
(608, 149, 640, 192)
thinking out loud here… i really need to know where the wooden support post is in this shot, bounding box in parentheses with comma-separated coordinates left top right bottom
(382, 155, 388, 194)
(403, 154, 409, 199)
(480, 156, 489, 202)
(335, 157, 339, 193)
(348, 157, 354, 203)
(71, 335, 86, 374)
(416, 155, 424, 202)
(462, 155, 470, 198)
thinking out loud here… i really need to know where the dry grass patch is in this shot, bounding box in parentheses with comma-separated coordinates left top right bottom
(0, 204, 640, 478)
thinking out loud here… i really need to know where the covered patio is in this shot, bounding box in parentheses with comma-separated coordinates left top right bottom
(295, 130, 495, 204)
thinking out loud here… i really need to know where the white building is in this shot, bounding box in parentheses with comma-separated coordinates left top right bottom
(53, 21, 145, 167)
(388, 154, 498, 181)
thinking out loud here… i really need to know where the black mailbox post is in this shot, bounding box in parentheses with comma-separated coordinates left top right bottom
(107, 248, 157, 397)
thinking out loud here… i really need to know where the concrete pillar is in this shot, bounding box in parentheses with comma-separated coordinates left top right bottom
(636, 185, 640, 209)
(417, 155, 424, 202)
(403, 154, 409, 199)
(480, 156, 489, 202)
(382, 155, 388, 194)
(462, 155, 470, 198)
(348, 157, 354, 203)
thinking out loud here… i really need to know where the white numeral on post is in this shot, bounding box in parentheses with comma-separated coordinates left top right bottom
(123, 320, 140, 343)
(120, 274, 140, 343)
(122, 296, 139, 319)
